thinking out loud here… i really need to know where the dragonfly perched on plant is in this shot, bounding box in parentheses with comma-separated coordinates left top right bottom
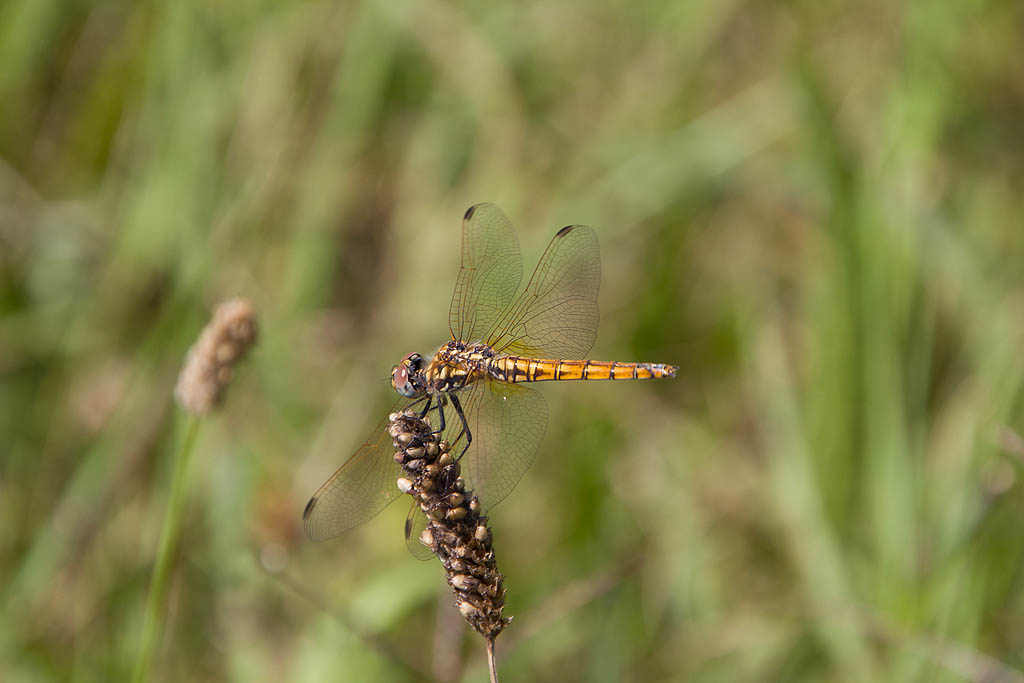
(303, 203, 676, 549)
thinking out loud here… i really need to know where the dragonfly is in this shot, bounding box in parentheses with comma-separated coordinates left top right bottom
(303, 203, 677, 549)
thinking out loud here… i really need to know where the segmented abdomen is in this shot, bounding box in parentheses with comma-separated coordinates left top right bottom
(487, 357, 677, 383)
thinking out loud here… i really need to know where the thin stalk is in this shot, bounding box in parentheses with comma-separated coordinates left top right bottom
(132, 416, 200, 683)
(486, 638, 500, 683)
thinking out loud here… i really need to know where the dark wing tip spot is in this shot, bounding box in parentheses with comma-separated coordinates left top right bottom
(302, 496, 317, 520)
(404, 515, 413, 538)
(464, 205, 478, 220)
(555, 225, 575, 237)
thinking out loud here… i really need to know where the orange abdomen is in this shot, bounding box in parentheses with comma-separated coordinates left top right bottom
(488, 357, 677, 383)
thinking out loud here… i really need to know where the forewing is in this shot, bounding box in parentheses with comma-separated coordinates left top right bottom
(449, 203, 523, 344)
(442, 380, 548, 510)
(485, 224, 600, 359)
(302, 400, 411, 542)
(404, 501, 434, 561)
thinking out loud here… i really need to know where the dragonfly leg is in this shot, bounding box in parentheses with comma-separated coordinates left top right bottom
(431, 393, 446, 435)
(417, 395, 432, 419)
(449, 393, 473, 460)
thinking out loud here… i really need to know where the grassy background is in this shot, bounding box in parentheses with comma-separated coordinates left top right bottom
(3, 1, 1024, 681)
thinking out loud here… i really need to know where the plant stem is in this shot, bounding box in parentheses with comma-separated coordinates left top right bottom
(132, 416, 200, 683)
(487, 638, 500, 683)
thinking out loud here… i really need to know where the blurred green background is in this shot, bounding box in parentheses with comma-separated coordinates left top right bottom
(3, 0, 1024, 681)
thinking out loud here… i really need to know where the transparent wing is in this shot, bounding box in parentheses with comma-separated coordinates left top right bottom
(441, 379, 548, 510)
(302, 398, 414, 542)
(449, 203, 523, 344)
(404, 501, 434, 561)
(485, 224, 600, 359)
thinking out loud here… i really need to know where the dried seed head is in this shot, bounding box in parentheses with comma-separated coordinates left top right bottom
(446, 506, 467, 521)
(175, 298, 258, 416)
(450, 574, 477, 591)
(458, 599, 481, 619)
(389, 411, 511, 641)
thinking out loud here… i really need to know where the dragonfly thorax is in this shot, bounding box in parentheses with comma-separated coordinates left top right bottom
(422, 341, 495, 393)
(392, 343, 494, 398)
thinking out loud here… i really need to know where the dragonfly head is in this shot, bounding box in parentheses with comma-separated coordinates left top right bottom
(392, 352, 427, 398)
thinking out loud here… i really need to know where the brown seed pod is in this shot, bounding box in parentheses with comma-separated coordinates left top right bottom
(388, 410, 511, 642)
(174, 298, 258, 416)
(446, 506, 468, 522)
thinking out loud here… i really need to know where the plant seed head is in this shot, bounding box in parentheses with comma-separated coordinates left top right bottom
(450, 574, 477, 591)
(458, 600, 481, 619)
(446, 506, 467, 521)
(174, 298, 258, 416)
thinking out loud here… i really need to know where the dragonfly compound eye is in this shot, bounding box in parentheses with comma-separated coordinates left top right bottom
(391, 364, 409, 393)
(392, 358, 424, 398)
